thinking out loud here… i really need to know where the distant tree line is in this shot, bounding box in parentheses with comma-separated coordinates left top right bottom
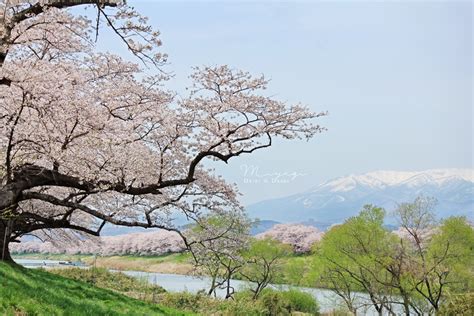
(11, 230, 185, 256)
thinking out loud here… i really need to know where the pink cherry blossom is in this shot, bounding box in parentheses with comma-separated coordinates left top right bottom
(257, 223, 324, 253)
(0, 1, 326, 262)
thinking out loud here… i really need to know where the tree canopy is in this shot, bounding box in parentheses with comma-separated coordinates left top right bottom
(316, 198, 474, 315)
(0, 0, 325, 261)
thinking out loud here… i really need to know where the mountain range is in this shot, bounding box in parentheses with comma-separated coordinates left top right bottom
(245, 169, 473, 230)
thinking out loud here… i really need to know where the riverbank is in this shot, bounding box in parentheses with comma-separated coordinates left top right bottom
(0, 262, 191, 315)
(12, 252, 316, 286)
(48, 267, 324, 315)
(4, 262, 326, 315)
(12, 258, 370, 314)
(13, 252, 195, 275)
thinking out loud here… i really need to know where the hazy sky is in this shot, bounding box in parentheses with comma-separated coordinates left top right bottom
(97, 1, 472, 205)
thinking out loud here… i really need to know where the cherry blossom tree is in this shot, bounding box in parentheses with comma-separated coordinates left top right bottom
(0, 0, 325, 262)
(256, 223, 324, 253)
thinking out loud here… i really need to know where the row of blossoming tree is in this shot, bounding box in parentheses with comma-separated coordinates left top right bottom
(10, 222, 323, 256)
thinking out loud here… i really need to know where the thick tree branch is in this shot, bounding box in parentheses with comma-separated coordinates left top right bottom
(10, 1, 121, 25)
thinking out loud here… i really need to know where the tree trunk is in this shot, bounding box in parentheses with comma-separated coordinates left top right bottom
(225, 277, 234, 299)
(0, 222, 14, 263)
(208, 274, 218, 297)
(402, 296, 411, 315)
(349, 305, 357, 316)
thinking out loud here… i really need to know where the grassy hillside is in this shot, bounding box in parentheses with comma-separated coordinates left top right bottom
(0, 263, 191, 316)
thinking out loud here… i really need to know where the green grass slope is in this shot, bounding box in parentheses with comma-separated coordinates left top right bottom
(0, 263, 191, 316)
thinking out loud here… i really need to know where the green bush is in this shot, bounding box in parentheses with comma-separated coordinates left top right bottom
(216, 299, 267, 316)
(283, 289, 319, 315)
(158, 291, 210, 312)
(259, 288, 319, 315)
(158, 291, 266, 315)
(438, 293, 474, 316)
(233, 289, 255, 301)
(260, 290, 291, 315)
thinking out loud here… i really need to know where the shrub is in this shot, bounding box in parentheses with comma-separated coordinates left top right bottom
(158, 291, 266, 315)
(283, 289, 320, 315)
(260, 290, 291, 316)
(258, 288, 319, 316)
(216, 299, 267, 316)
(233, 289, 255, 301)
(438, 293, 474, 316)
(158, 291, 210, 312)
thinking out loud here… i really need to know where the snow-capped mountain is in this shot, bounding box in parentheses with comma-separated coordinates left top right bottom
(245, 169, 474, 229)
(317, 169, 472, 191)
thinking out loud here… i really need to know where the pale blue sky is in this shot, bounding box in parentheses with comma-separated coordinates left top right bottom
(96, 1, 472, 204)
